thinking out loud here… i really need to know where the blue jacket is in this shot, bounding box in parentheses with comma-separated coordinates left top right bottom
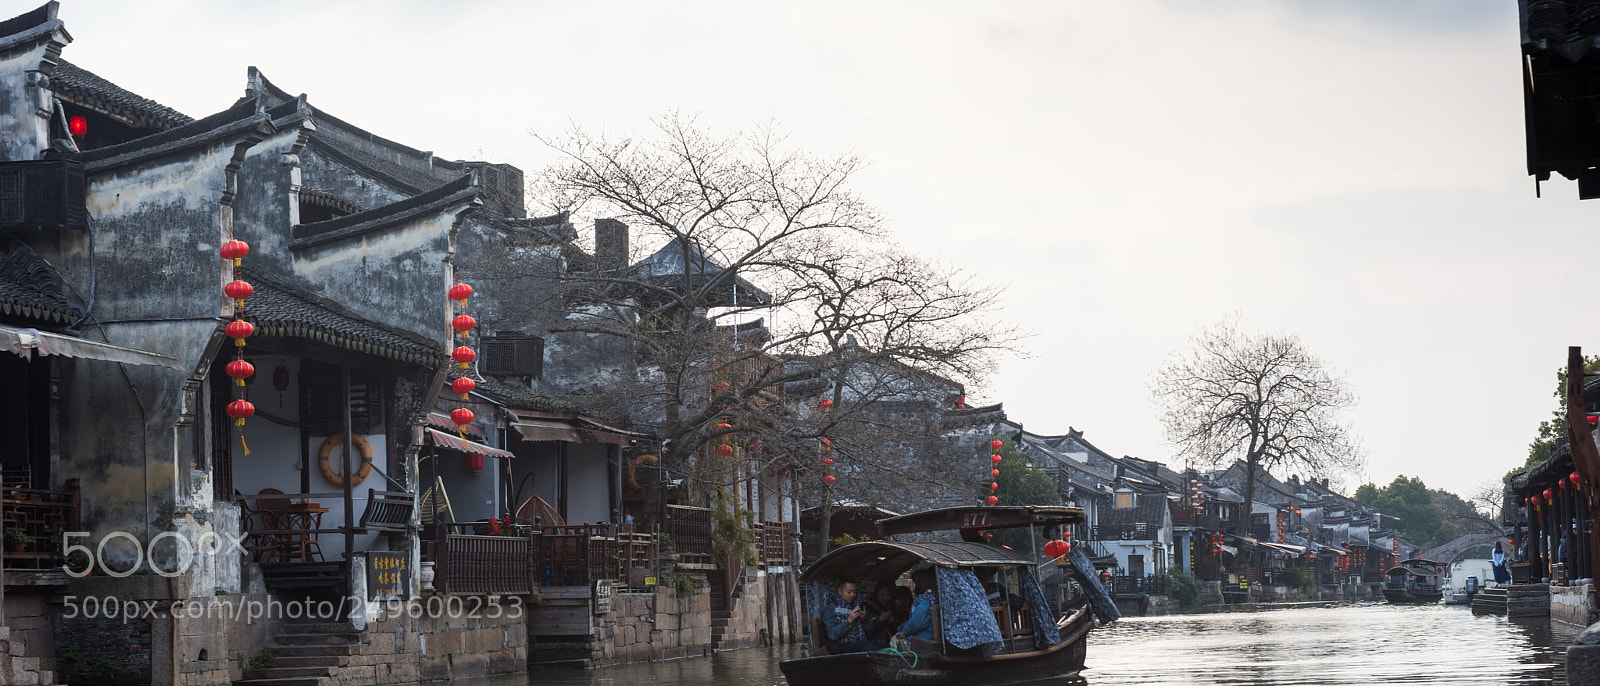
(898, 591, 935, 640)
(823, 592, 865, 642)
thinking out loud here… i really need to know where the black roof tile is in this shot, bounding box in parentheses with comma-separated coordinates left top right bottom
(243, 276, 441, 367)
(0, 243, 79, 325)
(52, 60, 193, 131)
(290, 174, 477, 250)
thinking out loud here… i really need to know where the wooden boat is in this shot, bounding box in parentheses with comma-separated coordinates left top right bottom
(1383, 558, 1445, 604)
(780, 506, 1117, 686)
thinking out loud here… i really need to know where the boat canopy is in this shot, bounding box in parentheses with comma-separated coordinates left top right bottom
(876, 505, 1086, 537)
(800, 540, 1033, 584)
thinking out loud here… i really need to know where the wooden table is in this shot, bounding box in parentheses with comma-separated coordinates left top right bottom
(262, 502, 328, 562)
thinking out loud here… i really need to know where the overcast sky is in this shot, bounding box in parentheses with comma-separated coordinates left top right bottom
(50, 0, 1591, 497)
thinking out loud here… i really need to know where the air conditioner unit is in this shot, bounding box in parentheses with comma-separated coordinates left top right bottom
(0, 160, 86, 231)
(480, 334, 544, 378)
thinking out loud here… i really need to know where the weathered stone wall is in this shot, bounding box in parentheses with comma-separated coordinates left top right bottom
(1551, 582, 1598, 627)
(591, 580, 712, 666)
(320, 604, 528, 684)
(0, 10, 64, 163)
(4, 591, 57, 685)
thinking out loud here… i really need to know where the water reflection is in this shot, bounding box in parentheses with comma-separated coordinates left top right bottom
(450, 604, 1581, 685)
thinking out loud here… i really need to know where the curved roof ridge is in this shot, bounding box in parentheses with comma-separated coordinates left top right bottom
(290, 174, 478, 250)
(53, 59, 193, 131)
(75, 99, 269, 172)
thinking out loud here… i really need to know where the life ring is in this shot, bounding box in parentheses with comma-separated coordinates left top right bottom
(318, 433, 375, 487)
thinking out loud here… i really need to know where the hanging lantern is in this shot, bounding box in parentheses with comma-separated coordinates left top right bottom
(452, 315, 477, 333)
(991, 454, 1002, 465)
(824, 475, 836, 485)
(985, 495, 998, 505)
(716, 423, 732, 430)
(451, 408, 475, 426)
(225, 359, 255, 385)
(467, 454, 484, 475)
(452, 377, 476, 394)
(712, 381, 731, 392)
(716, 444, 734, 456)
(1545, 488, 1554, 503)
(452, 346, 476, 364)
(1561, 478, 1569, 490)
(991, 468, 999, 477)
(67, 114, 86, 136)
(1575, 471, 1583, 491)
(449, 283, 474, 301)
(991, 439, 1004, 450)
(818, 399, 833, 410)
(956, 395, 967, 409)
(226, 399, 255, 424)
(821, 437, 832, 448)
(220, 240, 250, 262)
(224, 280, 254, 300)
(1043, 539, 1070, 558)
(822, 457, 834, 466)
(990, 482, 998, 490)
(226, 320, 254, 340)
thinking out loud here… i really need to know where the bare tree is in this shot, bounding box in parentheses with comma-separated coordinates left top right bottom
(496, 114, 1017, 554)
(1152, 320, 1363, 536)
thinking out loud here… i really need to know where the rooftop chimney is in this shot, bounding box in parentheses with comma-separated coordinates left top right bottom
(595, 218, 628, 272)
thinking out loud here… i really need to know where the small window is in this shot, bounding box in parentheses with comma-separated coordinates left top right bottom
(1114, 491, 1135, 509)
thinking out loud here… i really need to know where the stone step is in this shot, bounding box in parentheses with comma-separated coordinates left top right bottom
(271, 644, 357, 658)
(269, 655, 347, 669)
(711, 610, 734, 619)
(231, 677, 328, 686)
(243, 666, 334, 680)
(275, 633, 360, 646)
(277, 622, 351, 634)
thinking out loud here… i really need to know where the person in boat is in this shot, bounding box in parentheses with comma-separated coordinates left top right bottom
(822, 577, 875, 654)
(977, 567, 1027, 612)
(866, 585, 912, 647)
(896, 568, 938, 646)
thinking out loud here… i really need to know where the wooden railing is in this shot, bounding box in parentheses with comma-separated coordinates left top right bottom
(429, 525, 537, 595)
(537, 523, 659, 589)
(2, 479, 80, 570)
(666, 505, 712, 565)
(756, 521, 792, 567)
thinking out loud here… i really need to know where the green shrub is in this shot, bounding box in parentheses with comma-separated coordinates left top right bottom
(1279, 567, 1307, 589)
(1167, 571, 1202, 608)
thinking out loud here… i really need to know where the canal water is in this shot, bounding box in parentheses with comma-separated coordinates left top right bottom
(451, 603, 1583, 685)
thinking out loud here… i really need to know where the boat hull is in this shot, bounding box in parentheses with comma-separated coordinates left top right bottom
(780, 610, 1090, 686)
(1383, 589, 1443, 604)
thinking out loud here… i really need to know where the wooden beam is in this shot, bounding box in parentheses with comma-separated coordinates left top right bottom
(1564, 347, 1600, 583)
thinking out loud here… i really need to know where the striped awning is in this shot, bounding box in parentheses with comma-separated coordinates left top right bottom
(0, 325, 182, 369)
(509, 416, 581, 443)
(425, 428, 513, 458)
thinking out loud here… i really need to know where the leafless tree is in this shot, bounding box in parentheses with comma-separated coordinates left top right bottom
(495, 114, 1019, 551)
(1152, 320, 1364, 536)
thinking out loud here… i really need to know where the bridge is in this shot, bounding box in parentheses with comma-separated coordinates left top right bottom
(1418, 532, 1509, 564)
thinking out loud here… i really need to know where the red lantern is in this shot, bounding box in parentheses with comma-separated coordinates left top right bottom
(991, 468, 999, 477)
(991, 454, 1002, 465)
(468, 454, 484, 475)
(220, 240, 249, 260)
(1044, 539, 1069, 558)
(985, 495, 998, 505)
(716, 423, 732, 430)
(67, 114, 86, 136)
(716, 445, 734, 456)
(451, 408, 475, 426)
(821, 437, 832, 447)
(452, 315, 476, 332)
(226, 320, 254, 340)
(1545, 488, 1554, 502)
(452, 377, 476, 394)
(818, 399, 833, 410)
(822, 457, 834, 466)
(712, 381, 731, 392)
(452, 346, 476, 363)
(991, 439, 1004, 450)
(1561, 478, 1569, 489)
(1590, 415, 1599, 425)
(824, 475, 836, 485)
(224, 280, 254, 299)
(449, 283, 474, 301)
(990, 482, 998, 490)
(225, 359, 254, 382)
(226, 399, 255, 420)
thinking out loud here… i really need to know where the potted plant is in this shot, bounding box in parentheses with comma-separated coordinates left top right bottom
(5, 529, 30, 552)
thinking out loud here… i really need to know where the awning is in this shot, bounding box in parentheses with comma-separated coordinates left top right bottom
(0, 325, 183, 369)
(509, 417, 580, 443)
(1319, 545, 1348, 557)
(425, 428, 514, 458)
(1218, 544, 1239, 556)
(1259, 541, 1307, 555)
(426, 412, 485, 440)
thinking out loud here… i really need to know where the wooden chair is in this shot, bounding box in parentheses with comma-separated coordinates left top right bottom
(361, 489, 414, 534)
(255, 489, 291, 562)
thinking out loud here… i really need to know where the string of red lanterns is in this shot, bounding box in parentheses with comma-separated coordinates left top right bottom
(448, 282, 476, 434)
(986, 438, 1003, 506)
(221, 239, 255, 454)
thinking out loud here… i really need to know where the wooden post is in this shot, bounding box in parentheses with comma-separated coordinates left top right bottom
(1567, 347, 1600, 585)
(342, 366, 355, 575)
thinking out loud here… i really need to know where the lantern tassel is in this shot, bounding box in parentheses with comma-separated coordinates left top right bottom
(239, 434, 250, 456)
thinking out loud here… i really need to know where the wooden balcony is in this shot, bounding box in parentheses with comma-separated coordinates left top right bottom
(2, 479, 80, 574)
(665, 504, 712, 566)
(427, 524, 538, 596)
(755, 521, 792, 567)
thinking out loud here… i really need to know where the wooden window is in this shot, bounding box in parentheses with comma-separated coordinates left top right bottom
(1115, 491, 1135, 509)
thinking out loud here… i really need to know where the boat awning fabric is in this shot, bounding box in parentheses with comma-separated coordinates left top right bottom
(509, 417, 581, 443)
(0, 325, 183, 369)
(800, 540, 1034, 585)
(425, 428, 514, 458)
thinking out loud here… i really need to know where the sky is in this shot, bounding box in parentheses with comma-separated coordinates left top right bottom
(46, 0, 1595, 497)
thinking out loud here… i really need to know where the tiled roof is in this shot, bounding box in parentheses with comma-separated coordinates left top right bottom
(0, 243, 79, 325)
(632, 238, 770, 306)
(52, 60, 193, 131)
(75, 99, 270, 173)
(471, 376, 583, 415)
(291, 174, 477, 250)
(243, 276, 442, 366)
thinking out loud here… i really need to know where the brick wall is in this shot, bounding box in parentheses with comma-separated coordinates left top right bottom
(3, 591, 56, 685)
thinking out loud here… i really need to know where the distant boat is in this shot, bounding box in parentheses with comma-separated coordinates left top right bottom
(1442, 558, 1493, 605)
(1384, 558, 1445, 604)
